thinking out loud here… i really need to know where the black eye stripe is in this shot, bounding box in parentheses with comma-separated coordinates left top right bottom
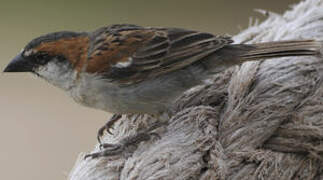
(24, 51, 52, 65)
(35, 54, 49, 64)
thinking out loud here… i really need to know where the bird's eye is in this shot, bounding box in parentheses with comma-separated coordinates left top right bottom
(33, 52, 50, 65)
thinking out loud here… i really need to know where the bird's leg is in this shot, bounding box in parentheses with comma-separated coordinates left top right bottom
(85, 122, 165, 159)
(85, 132, 160, 159)
(97, 114, 122, 145)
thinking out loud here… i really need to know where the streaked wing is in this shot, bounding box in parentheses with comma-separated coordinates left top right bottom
(86, 24, 233, 85)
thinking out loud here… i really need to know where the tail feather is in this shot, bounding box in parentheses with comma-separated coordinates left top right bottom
(202, 39, 322, 74)
(238, 40, 322, 61)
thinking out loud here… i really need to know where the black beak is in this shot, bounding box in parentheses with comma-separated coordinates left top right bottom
(3, 53, 33, 72)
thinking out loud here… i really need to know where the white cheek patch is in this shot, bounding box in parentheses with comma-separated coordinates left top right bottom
(36, 61, 77, 90)
(114, 57, 133, 68)
(36, 62, 58, 79)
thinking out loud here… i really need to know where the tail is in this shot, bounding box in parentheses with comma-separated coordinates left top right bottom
(235, 40, 323, 62)
(203, 40, 322, 74)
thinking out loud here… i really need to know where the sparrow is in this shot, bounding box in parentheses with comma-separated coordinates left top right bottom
(3, 24, 323, 158)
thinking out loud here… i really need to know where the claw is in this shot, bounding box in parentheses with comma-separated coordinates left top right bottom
(99, 143, 118, 150)
(106, 126, 114, 135)
(84, 143, 123, 159)
(84, 152, 99, 159)
(100, 143, 121, 150)
(86, 132, 161, 159)
(96, 114, 122, 145)
(97, 126, 106, 145)
(87, 121, 166, 159)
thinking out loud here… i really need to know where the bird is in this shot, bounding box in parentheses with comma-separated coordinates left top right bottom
(3, 24, 323, 158)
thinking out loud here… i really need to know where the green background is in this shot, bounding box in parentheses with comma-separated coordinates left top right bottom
(0, 0, 299, 179)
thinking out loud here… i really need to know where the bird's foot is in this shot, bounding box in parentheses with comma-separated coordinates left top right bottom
(85, 131, 160, 159)
(97, 114, 122, 145)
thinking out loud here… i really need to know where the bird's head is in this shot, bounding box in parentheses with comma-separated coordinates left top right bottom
(3, 31, 89, 90)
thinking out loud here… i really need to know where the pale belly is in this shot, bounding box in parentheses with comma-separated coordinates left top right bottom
(69, 65, 208, 115)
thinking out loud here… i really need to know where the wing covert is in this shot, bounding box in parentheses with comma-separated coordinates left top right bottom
(86, 24, 233, 85)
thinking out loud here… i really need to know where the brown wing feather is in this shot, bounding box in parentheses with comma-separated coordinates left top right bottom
(86, 24, 233, 85)
(86, 25, 155, 73)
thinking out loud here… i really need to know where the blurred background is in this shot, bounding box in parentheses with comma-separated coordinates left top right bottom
(0, 0, 299, 179)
